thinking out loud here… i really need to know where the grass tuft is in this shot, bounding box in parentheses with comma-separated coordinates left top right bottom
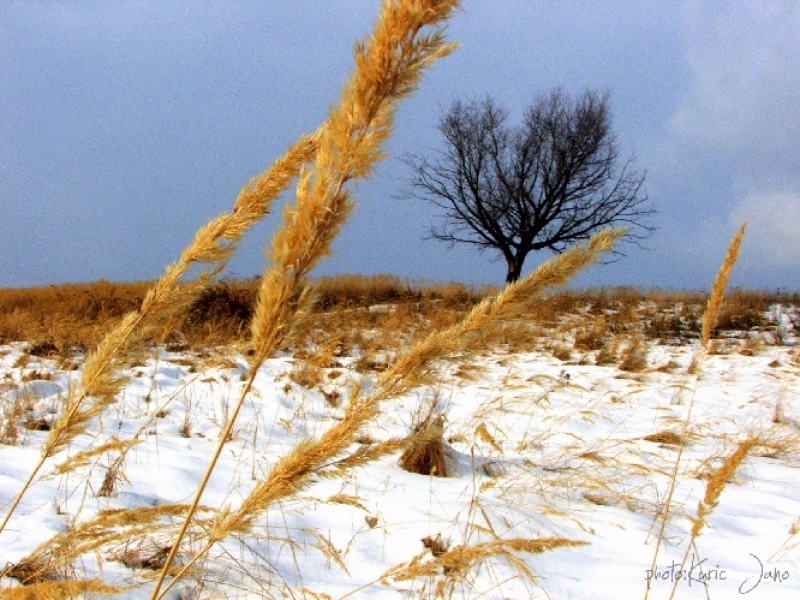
(399, 398, 451, 477)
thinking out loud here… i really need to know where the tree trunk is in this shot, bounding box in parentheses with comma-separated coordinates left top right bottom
(505, 254, 525, 284)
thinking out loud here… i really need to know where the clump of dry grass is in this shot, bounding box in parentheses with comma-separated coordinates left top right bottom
(1, 559, 62, 586)
(178, 280, 256, 343)
(399, 396, 451, 477)
(618, 335, 647, 372)
(118, 543, 175, 571)
(574, 316, 609, 351)
(0, 393, 27, 446)
(595, 337, 621, 365)
(97, 454, 130, 499)
(288, 335, 345, 391)
(549, 344, 572, 362)
(288, 360, 326, 391)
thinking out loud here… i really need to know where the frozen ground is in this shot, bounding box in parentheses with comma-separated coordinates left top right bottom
(0, 327, 799, 599)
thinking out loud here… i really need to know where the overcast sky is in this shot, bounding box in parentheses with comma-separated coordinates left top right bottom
(2, 1, 798, 290)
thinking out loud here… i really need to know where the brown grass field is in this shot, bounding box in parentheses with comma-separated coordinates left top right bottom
(1, 276, 796, 361)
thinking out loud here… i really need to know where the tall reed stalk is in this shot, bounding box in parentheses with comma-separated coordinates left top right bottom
(150, 1, 460, 597)
(667, 438, 757, 600)
(643, 222, 746, 600)
(0, 130, 318, 538)
(701, 223, 747, 348)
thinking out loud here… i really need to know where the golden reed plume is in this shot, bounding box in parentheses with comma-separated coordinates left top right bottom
(150, 2, 460, 597)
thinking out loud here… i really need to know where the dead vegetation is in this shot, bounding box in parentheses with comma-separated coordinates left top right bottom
(399, 396, 452, 477)
(2, 280, 794, 371)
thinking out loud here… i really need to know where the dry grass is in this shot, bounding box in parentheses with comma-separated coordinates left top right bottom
(618, 336, 648, 372)
(691, 438, 758, 538)
(595, 337, 621, 365)
(644, 223, 747, 600)
(399, 396, 451, 477)
(573, 316, 609, 351)
(1, 256, 794, 597)
(0, 580, 123, 599)
(0, 504, 211, 600)
(0, 280, 150, 353)
(377, 537, 589, 598)
(660, 437, 760, 599)
(701, 223, 746, 348)
(148, 2, 462, 596)
(118, 543, 175, 571)
(1, 559, 62, 586)
(0, 279, 793, 361)
(0, 393, 28, 446)
(641, 430, 684, 446)
(155, 229, 623, 598)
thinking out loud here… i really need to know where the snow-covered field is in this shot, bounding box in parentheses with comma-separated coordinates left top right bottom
(1, 316, 799, 599)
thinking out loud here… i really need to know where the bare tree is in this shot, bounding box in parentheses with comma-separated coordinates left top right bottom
(404, 89, 654, 283)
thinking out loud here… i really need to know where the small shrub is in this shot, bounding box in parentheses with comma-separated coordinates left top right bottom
(181, 280, 255, 342)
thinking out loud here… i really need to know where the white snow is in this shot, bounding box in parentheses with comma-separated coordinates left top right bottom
(0, 324, 799, 599)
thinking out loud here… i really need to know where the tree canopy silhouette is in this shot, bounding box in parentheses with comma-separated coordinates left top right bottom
(405, 89, 654, 283)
